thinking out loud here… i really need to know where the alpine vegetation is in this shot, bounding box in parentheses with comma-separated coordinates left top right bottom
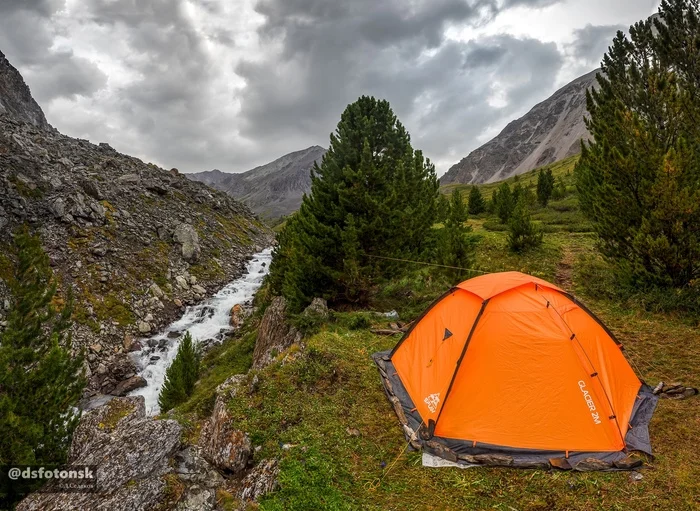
(158, 332, 201, 413)
(576, 0, 700, 288)
(0, 229, 85, 470)
(268, 96, 439, 311)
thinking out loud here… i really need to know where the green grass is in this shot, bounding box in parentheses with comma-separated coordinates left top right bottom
(441, 155, 579, 201)
(175, 329, 258, 418)
(211, 297, 699, 510)
(170, 155, 699, 510)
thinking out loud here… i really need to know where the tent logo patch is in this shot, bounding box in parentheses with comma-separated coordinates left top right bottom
(424, 393, 440, 413)
(578, 381, 602, 425)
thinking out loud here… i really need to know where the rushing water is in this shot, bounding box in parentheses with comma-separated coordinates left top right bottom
(129, 248, 273, 415)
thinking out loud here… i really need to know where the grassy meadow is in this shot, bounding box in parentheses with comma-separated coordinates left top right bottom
(173, 156, 699, 510)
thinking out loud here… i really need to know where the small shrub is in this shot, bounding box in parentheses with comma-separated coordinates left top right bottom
(507, 200, 543, 253)
(342, 312, 372, 330)
(291, 312, 330, 337)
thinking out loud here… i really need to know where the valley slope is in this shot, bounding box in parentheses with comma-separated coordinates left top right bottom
(440, 69, 598, 185)
(0, 50, 274, 401)
(189, 146, 327, 220)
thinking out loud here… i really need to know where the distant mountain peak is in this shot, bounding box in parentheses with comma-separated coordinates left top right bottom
(441, 69, 599, 185)
(188, 145, 327, 219)
(0, 49, 51, 129)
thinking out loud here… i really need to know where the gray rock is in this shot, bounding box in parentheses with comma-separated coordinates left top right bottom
(173, 223, 201, 262)
(175, 487, 216, 511)
(138, 321, 151, 334)
(252, 296, 302, 370)
(192, 284, 206, 295)
(199, 391, 252, 474)
(149, 283, 164, 298)
(80, 179, 103, 200)
(49, 197, 66, 218)
(175, 276, 189, 289)
(116, 173, 140, 185)
(303, 297, 329, 318)
(575, 457, 612, 471)
(173, 447, 224, 487)
(234, 459, 280, 503)
(111, 375, 147, 396)
(18, 396, 182, 511)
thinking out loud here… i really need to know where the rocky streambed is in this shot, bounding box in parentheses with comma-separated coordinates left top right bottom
(130, 248, 273, 414)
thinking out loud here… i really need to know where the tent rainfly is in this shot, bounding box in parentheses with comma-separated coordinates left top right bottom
(373, 272, 658, 471)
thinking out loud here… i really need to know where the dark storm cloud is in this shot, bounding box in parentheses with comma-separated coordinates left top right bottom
(0, 0, 63, 17)
(78, 0, 242, 169)
(568, 24, 626, 65)
(26, 51, 108, 101)
(237, 0, 565, 169)
(0, 0, 106, 102)
(1, 0, 614, 174)
(502, 0, 561, 7)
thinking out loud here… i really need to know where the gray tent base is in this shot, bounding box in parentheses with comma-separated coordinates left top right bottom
(373, 350, 659, 471)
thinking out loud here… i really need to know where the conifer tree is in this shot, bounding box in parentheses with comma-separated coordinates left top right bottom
(438, 189, 476, 280)
(536, 168, 555, 207)
(494, 182, 514, 224)
(576, 0, 700, 286)
(436, 194, 450, 223)
(551, 176, 567, 200)
(512, 182, 524, 207)
(158, 332, 200, 412)
(467, 186, 486, 215)
(0, 229, 85, 467)
(508, 198, 543, 253)
(268, 96, 439, 310)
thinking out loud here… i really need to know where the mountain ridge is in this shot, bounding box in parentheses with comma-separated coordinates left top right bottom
(0, 49, 51, 129)
(441, 69, 599, 185)
(188, 145, 327, 219)
(0, 49, 273, 402)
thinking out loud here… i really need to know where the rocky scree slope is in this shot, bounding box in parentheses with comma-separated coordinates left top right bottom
(441, 69, 599, 185)
(0, 52, 274, 402)
(189, 145, 326, 219)
(16, 296, 324, 510)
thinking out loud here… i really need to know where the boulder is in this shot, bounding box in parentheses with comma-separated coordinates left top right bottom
(111, 375, 147, 396)
(18, 397, 182, 511)
(173, 223, 201, 262)
(138, 321, 151, 334)
(233, 459, 280, 504)
(303, 297, 329, 318)
(230, 303, 244, 328)
(199, 391, 251, 474)
(79, 178, 103, 200)
(116, 173, 140, 185)
(149, 283, 164, 298)
(252, 296, 302, 370)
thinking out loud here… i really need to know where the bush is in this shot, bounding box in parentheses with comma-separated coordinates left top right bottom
(291, 312, 330, 337)
(344, 313, 373, 330)
(507, 199, 543, 253)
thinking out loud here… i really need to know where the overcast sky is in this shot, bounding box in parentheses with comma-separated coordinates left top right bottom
(0, 0, 660, 175)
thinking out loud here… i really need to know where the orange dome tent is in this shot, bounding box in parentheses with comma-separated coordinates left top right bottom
(373, 272, 658, 470)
